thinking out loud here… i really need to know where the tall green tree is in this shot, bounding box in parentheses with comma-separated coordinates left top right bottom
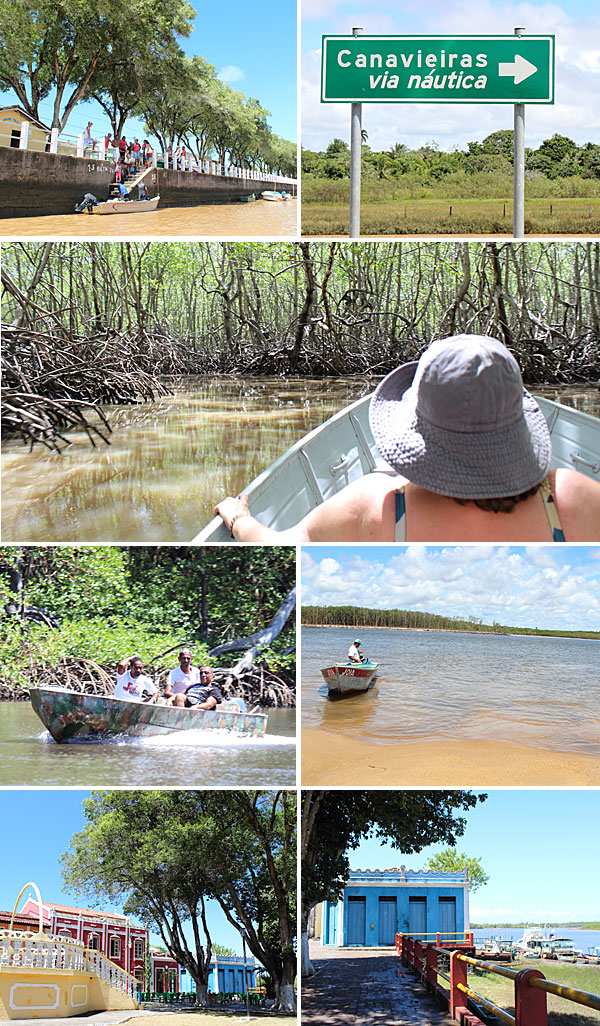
(424, 849, 489, 892)
(301, 790, 486, 976)
(0, 0, 194, 132)
(61, 790, 297, 1010)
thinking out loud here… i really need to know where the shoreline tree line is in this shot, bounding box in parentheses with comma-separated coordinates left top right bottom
(303, 131, 600, 195)
(301, 605, 600, 641)
(2, 240, 599, 450)
(0, 0, 295, 177)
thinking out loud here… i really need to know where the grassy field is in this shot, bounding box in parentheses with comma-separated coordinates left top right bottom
(301, 197, 600, 236)
(467, 959, 600, 1026)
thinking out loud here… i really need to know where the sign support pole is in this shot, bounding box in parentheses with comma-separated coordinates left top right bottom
(513, 26, 526, 239)
(349, 26, 363, 239)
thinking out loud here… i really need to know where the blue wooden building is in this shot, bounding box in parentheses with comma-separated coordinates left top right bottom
(319, 867, 470, 947)
(179, 954, 258, 994)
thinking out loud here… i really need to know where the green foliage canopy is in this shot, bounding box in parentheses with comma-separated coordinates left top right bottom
(424, 849, 489, 892)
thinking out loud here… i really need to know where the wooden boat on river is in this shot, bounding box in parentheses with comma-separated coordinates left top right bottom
(321, 661, 379, 694)
(89, 196, 160, 214)
(261, 190, 288, 201)
(29, 686, 267, 742)
(195, 394, 600, 542)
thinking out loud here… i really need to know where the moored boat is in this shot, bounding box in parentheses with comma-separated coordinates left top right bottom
(194, 394, 600, 542)
(89, 196, 160, 214)
(320, 661, 379, 694)
(261, 190, 288, 201)
(29, 686, 267, 742)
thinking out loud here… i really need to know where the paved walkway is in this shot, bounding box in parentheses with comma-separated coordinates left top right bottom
(0, 1012, 153, 1026)
(302, 943, 454, 1026)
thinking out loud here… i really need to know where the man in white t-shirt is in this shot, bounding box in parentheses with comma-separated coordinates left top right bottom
(164, 649, 200, 706)
(114, 655, 158, 702)
(347, 639, 365, 663)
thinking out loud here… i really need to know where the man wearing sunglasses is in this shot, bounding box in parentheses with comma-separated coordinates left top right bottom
(183, 666, 224, 710)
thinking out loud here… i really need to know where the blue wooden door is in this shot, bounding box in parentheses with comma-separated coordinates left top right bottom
(327, 901, 338, 945)
(409, 897, 427, 936)
(347, 897, 366, 945)
(438, 897, 456, 940)
(378, 897, 397, 945)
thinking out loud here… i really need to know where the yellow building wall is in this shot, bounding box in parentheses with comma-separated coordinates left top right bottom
(0, 111, 48, 152)
(0, 967, 138, 1019)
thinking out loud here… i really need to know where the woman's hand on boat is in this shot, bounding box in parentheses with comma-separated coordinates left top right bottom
(214, 493, 251, 535)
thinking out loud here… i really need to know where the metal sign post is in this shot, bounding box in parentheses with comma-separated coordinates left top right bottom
(349, 26, 362, 239)
(513, 27, 526, 238)
(321, 31, 555, 239)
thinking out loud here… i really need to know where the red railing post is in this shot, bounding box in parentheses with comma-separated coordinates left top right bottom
(467, 932, 474, 946)
(401, 935, 408, 965)
(426, 944, 437, 991)
(450, 952, 468, 1019)
(415, 940, 423, 979)
(515, 968, 547, 1026)
(395, 932, 401, 956)
(436, 932, 441, 948)
(407, 936, 414, 967)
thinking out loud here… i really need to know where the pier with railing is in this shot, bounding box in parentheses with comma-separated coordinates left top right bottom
(397, 932, 600, 1026)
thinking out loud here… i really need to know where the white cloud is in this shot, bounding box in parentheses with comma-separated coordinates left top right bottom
(302, 0, 600, 149)
(219, 65, 245, 83)
(301, 547, 600, 629)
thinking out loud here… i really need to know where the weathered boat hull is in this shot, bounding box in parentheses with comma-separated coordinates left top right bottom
(29, 687, 267, 742)
(195, 394, 600, 541)
(90, 196, 160, 214)
(261, 190, 286, 201)
(320, 662, 379, 693)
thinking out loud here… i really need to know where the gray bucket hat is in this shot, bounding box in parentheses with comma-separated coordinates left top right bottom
(369, 336, 552, 499)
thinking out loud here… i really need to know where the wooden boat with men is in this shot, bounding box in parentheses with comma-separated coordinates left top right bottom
(195, 394, 600, 541)
(29, 686, 267, 743)
(321, 661, 379, 694)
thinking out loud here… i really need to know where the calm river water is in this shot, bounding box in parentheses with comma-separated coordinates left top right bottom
(2, 380, 597, 543)
(0, 199, 297, 237)
(0, 701, 296, 787)
(301, 628, 600, 757)
(1, 376, 370, 542)
(473, 927, 600, 955)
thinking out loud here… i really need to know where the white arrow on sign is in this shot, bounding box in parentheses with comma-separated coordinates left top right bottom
(498, 53, 538, 84)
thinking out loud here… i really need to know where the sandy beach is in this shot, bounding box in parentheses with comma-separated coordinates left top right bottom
(301, 728, 600, 785)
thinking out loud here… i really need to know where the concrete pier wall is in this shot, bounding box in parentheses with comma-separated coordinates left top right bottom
(0, 148, 296, 218)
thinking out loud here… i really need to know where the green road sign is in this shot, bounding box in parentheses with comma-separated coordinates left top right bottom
(321, 35, 555, 103)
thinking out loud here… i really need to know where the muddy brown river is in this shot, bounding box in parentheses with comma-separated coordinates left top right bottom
(0, 199, 297, 237)
(1, 379, 597, 544)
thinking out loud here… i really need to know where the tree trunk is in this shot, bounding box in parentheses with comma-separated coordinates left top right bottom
(193, 980, 208, 1007)
(301, 929, 315, 978)
(275, 980, 296, 1012)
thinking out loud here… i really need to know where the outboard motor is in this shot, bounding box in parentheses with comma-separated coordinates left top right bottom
(74, 193, 98, 213)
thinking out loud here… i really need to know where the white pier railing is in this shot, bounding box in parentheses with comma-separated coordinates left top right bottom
(0, 931, 138, 1000)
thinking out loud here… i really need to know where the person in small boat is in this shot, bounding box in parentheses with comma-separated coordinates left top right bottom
(116, 181, 129, 200)
(164, 649, 200, 706)
(114, 655, 158, 702)
(138, 182, 149, 201)
(347, 639, 365, 663)
(183, 666, 224, 709)
(215, 336, 600, 543)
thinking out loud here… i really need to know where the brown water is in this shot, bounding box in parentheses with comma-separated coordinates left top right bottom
(0, 700, 296, 786)
(2, 379, 597, 544)
(1, 376, 369, 542)
(0, 199, 298, 237)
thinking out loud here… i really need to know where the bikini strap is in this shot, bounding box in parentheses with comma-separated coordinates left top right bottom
(538, 476, 566, 542)
(394, 486, 407, 542)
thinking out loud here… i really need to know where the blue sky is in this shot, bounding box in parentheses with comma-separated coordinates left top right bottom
(301, 545, 600, 631)
(347, 789, 600, 923)
(301, 0, 600, 150)
(1, 0, 297, 147)
(0, 790, 252, 957)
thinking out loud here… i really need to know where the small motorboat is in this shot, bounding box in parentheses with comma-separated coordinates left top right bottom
(320, 661, 379, 694)
(261, 190, 288, 201)
(239, 193, 256, 202)
(29, 686, 267, 742)
(195, 394, 600, 542)
(89, 196, 160, 215)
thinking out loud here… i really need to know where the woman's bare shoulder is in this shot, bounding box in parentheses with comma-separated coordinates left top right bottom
(294, 472, 402, 541)
(554, 468, 600, 541)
